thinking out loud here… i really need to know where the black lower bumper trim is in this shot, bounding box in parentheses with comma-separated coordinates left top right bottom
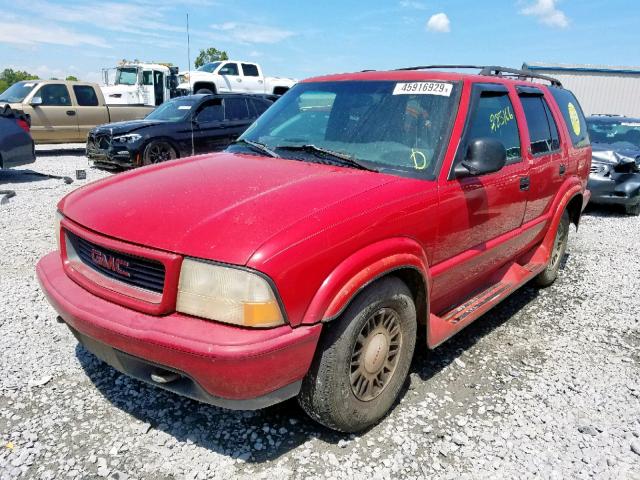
(66, 322, 301, 410)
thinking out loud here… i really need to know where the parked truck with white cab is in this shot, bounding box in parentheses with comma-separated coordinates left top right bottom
(101, 63, 179, 107)
(178, 61, 296, 96)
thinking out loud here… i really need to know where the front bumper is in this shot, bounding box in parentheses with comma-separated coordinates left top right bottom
(587, 172, 640, 206)
(86, 144, 140, 169)
(36, 251, 322, 409)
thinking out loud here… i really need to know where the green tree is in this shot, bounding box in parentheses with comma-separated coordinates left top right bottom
(194, 47, 229, 69)
(0, 68, 39, 93)
(66, 75, 79, 81)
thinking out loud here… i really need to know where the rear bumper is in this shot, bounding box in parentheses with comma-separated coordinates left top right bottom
(36, 251, 322, 409)
(588, 173, 640, 206)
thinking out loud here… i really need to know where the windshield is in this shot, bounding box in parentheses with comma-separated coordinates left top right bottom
(145, 97, 196, 121)
(587, 118, 640, 149)
(197, 62, 221, 73)
(235, 80, 459, 178)
(115, 67, 139, 86)
(0, 81, 39, 103)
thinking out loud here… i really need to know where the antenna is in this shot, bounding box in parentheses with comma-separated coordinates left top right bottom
(187, 12, 195, 155)
(186, 13, 192, 95)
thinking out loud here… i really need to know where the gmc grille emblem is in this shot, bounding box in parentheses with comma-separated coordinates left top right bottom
(90, 248, 131, 278)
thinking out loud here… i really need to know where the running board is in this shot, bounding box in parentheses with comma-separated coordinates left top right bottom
(427, 258, 546, 348)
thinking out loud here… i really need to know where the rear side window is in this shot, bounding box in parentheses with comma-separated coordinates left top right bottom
(224, 98, 250, 120)
(549, 87, 589, 148)
(38, 84, 72, 106)
(242, 64, 260, 77)
(466, 93, 521, 161)
(73, 85, 99, 106)
(519, 95, 560, 155)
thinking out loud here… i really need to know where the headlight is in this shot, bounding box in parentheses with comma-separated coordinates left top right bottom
(176, 258, 285, 328)
(54, 211, 63, 250)
(113, 133, 142, 143)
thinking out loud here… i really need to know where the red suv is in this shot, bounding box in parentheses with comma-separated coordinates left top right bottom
(37, 66, 591, 432)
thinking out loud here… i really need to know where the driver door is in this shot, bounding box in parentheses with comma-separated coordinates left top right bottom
(431, 83, 530, 313)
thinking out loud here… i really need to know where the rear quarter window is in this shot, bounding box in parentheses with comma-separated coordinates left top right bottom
(549, 87, 590, 148)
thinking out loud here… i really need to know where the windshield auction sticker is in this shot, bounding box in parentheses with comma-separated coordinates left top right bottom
(393, 82, 452, 96)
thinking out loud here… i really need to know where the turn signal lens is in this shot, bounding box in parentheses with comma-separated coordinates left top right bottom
(176, 258, 284, 328)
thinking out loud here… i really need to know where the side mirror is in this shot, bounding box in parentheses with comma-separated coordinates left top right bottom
(31, 96, 43, 106)
(454, 137, 507, 178)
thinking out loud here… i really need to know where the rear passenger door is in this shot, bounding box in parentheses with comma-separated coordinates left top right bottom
(28, 84, 79, 143)
(222, 97, 254, 141)
(517, 87, 564, 223)
(72, 85, 109, 141)
(241, 63, 264, 93)
(433, 84, 530, 311)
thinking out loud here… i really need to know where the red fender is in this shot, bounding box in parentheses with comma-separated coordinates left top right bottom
(301, 237, 430, 324)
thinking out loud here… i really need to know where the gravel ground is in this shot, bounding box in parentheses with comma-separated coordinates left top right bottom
(1, 150, 639, 480)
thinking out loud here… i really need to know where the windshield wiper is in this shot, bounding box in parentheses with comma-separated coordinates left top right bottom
(234, 139, 279, 158)
(276, 144, 377, 172)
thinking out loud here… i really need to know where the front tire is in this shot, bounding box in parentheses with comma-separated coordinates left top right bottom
(195, 88, 214, 94)
(298, 277, 416, 432)
(625, 203, 640, 216)
(535, 210, 570, 287)
(142, 141, 177, 166)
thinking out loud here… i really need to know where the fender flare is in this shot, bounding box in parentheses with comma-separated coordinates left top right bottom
(536, 182, 584, 264)
(300, 237, 430, 325)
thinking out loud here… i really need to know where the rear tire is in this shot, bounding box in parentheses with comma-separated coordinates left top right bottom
(534, 210, 570, 287)
(142, 141, 177, 166)
(195, 88, 214, 95)
(624, 203, 640, 216)
(298, 277, 416, 432)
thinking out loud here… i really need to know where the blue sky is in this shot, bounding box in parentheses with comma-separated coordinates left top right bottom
(0, 0, 638, 83)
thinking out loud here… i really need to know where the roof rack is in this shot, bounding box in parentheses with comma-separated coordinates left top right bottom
(393, 65, 563, 87)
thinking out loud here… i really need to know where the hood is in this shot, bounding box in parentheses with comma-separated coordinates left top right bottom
(91, 119, 166, 136)
(591, 143, 640, 167)
(59, 153, 398, 265)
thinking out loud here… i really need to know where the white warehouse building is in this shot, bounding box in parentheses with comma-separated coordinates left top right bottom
(523, 62, 640, 117)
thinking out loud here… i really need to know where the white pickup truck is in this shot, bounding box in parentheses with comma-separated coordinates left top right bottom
(178, 61, 296, 96)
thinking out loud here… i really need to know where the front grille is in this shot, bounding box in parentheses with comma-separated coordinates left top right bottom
(87, 133, 111, 152)
(590, 165, 600, 174)
(66, 230, 165, 293)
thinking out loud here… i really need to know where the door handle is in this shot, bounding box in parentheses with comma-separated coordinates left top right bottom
(236, 78, 242, 82)
(559, 164, 566, 175)
(66, 110, 76, 116)
(520, 176, 530, 191)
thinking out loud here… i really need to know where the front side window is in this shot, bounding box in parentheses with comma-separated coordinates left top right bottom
(218, 63, 239, 76)
(465, 92, 521, 162)
(520, 95, 560, 155)
(234, 80, 460, 179)
(37, 84, 72, 106)
(242, 63, 260, 77)
(73, 85, 99, 107)
(142, 71, 153, 86)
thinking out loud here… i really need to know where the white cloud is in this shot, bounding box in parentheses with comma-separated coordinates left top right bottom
(426, 13, 451, 33)
(0, 22, 109, 48)
(399, 1, 427, 9)
(210, 22, 294, 44)
(520, 0, 569, 28)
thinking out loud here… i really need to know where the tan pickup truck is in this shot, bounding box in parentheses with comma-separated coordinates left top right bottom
(0, 80, 154, 144)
